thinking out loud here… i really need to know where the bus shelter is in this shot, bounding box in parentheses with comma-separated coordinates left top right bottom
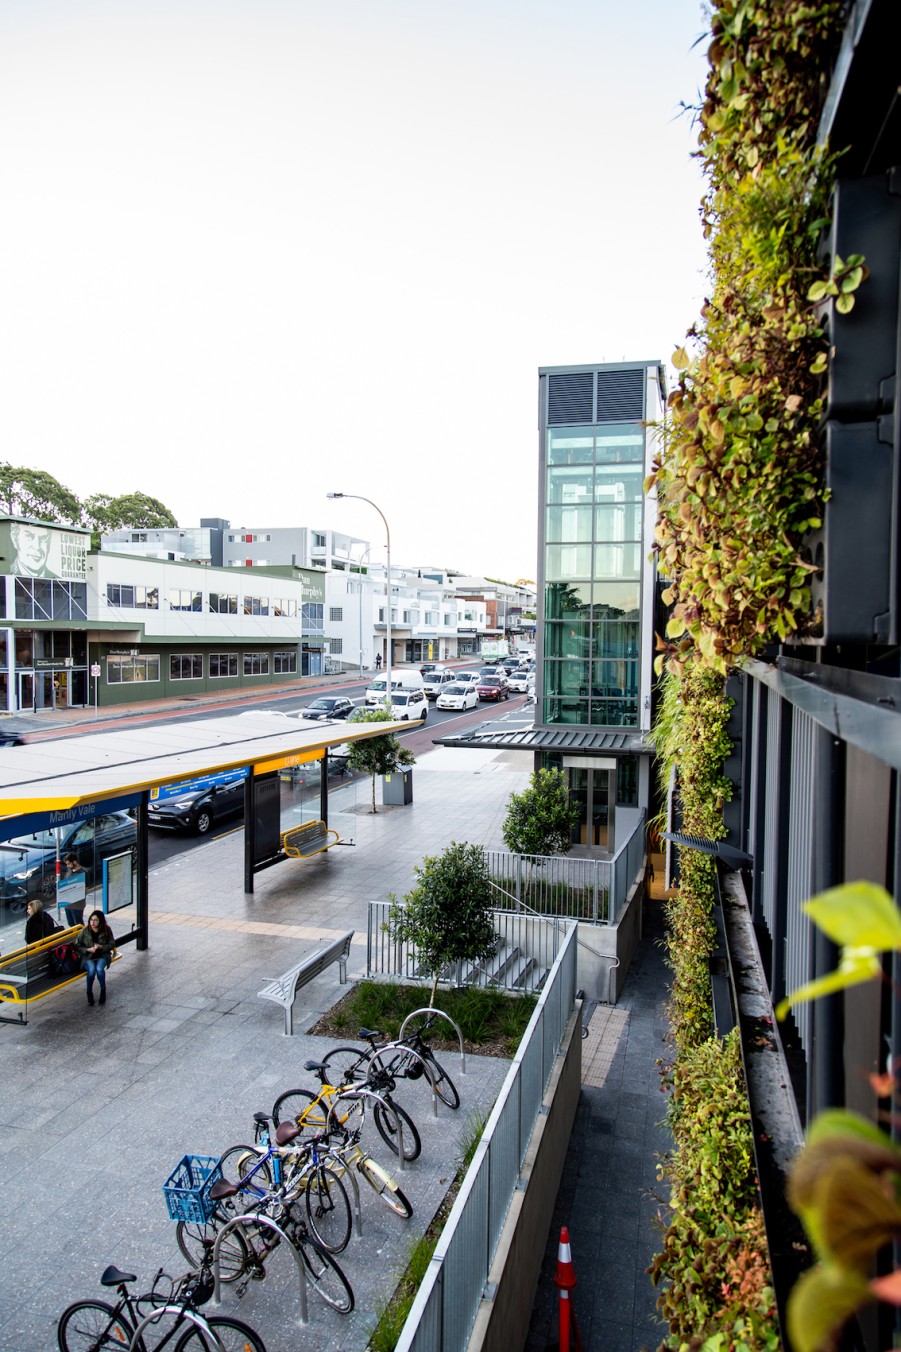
(0, 712, 406, 1020)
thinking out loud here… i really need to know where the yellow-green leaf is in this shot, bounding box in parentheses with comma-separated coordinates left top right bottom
(672, 346, 690, 370)
(776, 952, 882, 1020)
(803, 881, 901, 948)
(835, 292, 856, 314)
(787, 1264, 871, 1352)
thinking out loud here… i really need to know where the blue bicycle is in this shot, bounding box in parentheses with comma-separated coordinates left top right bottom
(216, 1112, 352, 1254)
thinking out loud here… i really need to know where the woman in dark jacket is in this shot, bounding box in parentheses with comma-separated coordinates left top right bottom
(75, 909, 116, 1007)
(24, 898, 58, 946)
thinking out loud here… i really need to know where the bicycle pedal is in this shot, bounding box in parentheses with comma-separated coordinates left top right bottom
(250, 1266, 267, 1282)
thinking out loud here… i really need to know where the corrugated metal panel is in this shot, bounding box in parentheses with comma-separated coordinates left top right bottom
(761, 698, 781, 933)
(547, 372, 593, 425)
(596, 368, 644, 421)
(786, 711, 816, 1051)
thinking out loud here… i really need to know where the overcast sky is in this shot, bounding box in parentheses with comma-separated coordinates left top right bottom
(0, 0, 709, 583)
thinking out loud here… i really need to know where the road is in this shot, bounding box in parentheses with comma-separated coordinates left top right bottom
(146, 678, 527, 866)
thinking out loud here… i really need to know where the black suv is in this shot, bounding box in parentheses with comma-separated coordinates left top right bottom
(147, 778, 246, 835)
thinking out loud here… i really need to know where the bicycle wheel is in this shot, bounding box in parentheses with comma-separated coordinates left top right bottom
(321, 1045, 371, 1087)
(359, 1159, 413, 1219)
(57, 1299, 133, 1351)
(174, 1314, 267, 1351)
(217, 1145, 273, 1211)
(303, 1162, 352, 1254)
(176, 1214, 250, 1285)
(427, 1055, 461, 1110)
(271, 1087, 322, 1133)
(373, 1097, 422, 1161)
(297, 1234, 355, 1313)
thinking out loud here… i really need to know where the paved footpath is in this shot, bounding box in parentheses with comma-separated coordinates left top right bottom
(0, 743, 529, 1352)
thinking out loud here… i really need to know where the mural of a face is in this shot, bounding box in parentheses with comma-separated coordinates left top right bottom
(10, 522, 53, 577)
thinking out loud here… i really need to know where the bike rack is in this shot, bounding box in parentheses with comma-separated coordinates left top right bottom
(399, 1006, 467, 1075)
(369, 1041, 441, 1117)
(326, 1087, 408, 1173)
(127, 1304, 231, 1351)
(211, 1213, 309, 1324)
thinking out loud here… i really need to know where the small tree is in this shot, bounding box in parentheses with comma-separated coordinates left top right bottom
(502, 767, 579, 856)
(387, 841, 497, 1005)
(345, 707, 415, 814)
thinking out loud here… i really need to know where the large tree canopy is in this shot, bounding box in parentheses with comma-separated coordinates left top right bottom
(0, 464, 81, 524)
(82, 491, 178, 531)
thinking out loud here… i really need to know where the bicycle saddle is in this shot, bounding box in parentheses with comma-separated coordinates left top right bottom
(359, 1027, 381, 1039)
(253, 1111, 271, 1125)
(274, 1121, 302, 1146)
(209, 1178, 240, 1200)
(304, 1059, 328, 1073)
(101, 1265, 136, 1287)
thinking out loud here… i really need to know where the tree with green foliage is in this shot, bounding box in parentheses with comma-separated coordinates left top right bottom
(387, 842, 497, 1004)
(0, 464, 81, 524)
(345, 707, 415, 814)
(83, 491, 178, 531)
(501, 767, 578, 857)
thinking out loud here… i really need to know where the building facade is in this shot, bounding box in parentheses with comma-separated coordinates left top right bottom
(534, 360, 665, 848)
(1, 516, 325, 711)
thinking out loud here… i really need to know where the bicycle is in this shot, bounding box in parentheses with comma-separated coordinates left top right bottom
(208, 1176, 355, 1314)
(321, 1010, 461, 1110)
(318, 1119, 413, 1220)
(272, 1058, 422, 1162)
(216, 1111, 352, 1254)
(56, 1259, 267, 1351)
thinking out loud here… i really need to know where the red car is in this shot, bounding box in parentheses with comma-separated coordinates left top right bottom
(476, 676, 510, 702)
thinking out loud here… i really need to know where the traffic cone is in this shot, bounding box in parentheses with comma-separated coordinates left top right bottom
(554, 1226, 583, 1352)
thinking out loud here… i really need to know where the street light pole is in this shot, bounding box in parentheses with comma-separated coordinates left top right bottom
(327, 494, 392, 679)
(356, 545, 372, 677)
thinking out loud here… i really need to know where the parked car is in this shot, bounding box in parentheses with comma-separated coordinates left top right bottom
(476, 676, 510, 702)
(0, 811, 138, 911)
(507, 670, 530, 693)
(296, 696, 356, 721)
(422, 670, 457, 700)
(436, 683, 479, 711)
(386, 689, 429, 721)
(148, 776, 246, 835)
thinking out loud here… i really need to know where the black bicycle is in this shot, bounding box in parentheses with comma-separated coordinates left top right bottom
(56, 1259, 267, 1351)
(321, 1011, 461, 1110)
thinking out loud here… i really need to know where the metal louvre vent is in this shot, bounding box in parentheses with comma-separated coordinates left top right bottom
(547, 372, 593, 425)
(596, 369, 644, 422)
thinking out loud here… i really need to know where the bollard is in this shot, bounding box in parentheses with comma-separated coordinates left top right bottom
(553, 1226, 579, 1352)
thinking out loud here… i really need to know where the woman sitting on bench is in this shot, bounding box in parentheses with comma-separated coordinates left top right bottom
(25, 898, 58, 946)
(76, 910, 116, 1007)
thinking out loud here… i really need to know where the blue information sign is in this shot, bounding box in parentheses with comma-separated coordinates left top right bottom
(149, 767, 249, 803)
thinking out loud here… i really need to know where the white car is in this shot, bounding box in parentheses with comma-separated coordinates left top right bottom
(436, 683, 479, 711)
(455, 671, 481, 686)
(386, 689, 429, 721)
(507, 670, 530, 693)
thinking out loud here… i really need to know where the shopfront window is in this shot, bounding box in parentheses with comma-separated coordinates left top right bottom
(107, 655, 161, 683)
(170, 654, 203, 680)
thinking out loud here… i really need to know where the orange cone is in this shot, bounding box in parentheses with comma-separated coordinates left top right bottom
(554, 1227, 578, 1352)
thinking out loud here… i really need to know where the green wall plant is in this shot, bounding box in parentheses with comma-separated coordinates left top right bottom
(648, 0, 849, 675)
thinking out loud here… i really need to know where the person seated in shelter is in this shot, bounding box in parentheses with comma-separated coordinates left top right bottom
(25, 898, 58, 946)
(75, 909, 116, 1007)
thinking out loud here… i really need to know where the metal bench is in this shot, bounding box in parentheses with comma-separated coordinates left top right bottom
(281, 819, 341, 859)
(257, 930, 354, 1035)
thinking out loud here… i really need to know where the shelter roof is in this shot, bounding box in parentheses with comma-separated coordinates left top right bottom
(0, 713, 407, 815)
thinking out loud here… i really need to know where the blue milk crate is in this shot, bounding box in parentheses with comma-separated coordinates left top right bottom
(162, 1155, 222, 1224)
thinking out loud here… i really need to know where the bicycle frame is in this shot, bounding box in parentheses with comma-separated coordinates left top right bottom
(127, 1304, 229, 1351)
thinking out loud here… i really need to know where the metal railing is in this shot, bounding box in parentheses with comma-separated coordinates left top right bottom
(367, 905, 565, 993)
(394, 921, 579, 1352)
(483, 811, 646, 926)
